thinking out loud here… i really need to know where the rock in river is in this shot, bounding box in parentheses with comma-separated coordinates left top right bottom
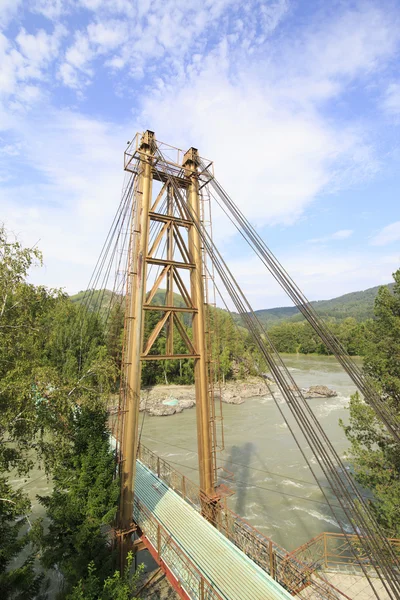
(139, 377, 271, 416)
(303, 385, 337, 399)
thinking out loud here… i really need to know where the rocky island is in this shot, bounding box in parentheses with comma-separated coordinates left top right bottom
(138, 377, 337, 416)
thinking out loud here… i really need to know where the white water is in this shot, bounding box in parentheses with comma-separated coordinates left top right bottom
(140, 354, 363, 551)
(22, 354, 363, 554)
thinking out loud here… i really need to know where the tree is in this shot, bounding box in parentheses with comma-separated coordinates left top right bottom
(37, 407, 119, 598)
(0, 226, 59, 472)
(43, 299, 106, 381)
(0, 478, 43, 600)
(67, 553, 143, 600)
(105, 301, 125, 373)
(0, 226, 51, 598)
(0, 225, 118, 598)
(341, 270, 400, 536)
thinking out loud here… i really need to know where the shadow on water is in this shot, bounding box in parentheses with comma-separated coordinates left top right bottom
(253, 447, 317, 544)
(224, 443, 272, 522)
(224, 443, 341, 547)
(227, 443, 254, 515)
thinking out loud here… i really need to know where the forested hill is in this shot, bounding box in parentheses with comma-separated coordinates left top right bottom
(70, 282, 394, 325)
(252, 282, 394, 326)
(70, 288, 186, 314)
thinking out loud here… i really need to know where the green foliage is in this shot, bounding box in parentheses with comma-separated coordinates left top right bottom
(0, 226, 52, 598)
(67, 554, 143, 600)
(0, 226, 118, 599)
(42, 298, 106, 380)
(138, 305, 266, 386)
(105, 301, 125, 370)
(0, 477, 43, 600)
(37, 407, 119, 598)
(74, 284, 388, 376)
(268, 317, 370, 356)
(239, 282, 395, 328)
(209, 308, 266, 380)
(0, 226, 114, 472)
(70, 290, 117, 317)
(342, 270, 400, 536)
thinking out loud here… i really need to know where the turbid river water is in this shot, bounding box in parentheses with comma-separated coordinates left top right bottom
(140, 354, 363, 552)
(18, 354, 362, 561)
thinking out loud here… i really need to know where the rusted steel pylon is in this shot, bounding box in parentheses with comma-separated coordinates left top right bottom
(117, 131, 217, 567)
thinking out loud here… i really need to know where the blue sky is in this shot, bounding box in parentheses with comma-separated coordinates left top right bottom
(1, 0, 399, 309)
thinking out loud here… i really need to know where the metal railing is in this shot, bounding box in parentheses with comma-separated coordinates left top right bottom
(289, 532, 400, 576)
(134, 497, 223, 600)
(137, 444, 351, 599)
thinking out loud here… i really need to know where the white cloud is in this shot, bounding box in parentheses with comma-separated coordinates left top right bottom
(58, 32, 94, 88)
(64, 33, 92, 70)
(0, 0, 399, 299)
(31, 0, 70, 20)
(60, 0, 288, 88)
(371, 221, 400, 246)
(0, 107, 128, 292)
(133, 2, 398, 241)
(382, 83, 400, 116)
(140, 52, 377, 235)
(227, 249, 399, 309)
(58, 19, 129, 88)
(0, 25, 66, 99)
(87, 20, 127, 51)
(270, 3, 400, 110)
(332, 229, 353, 239)
(305, 5, 398, 79)
(77, 0, 134, 13)
(0, 0, 22, 27)
(308, 230, 353, 244)
(16, 25, 66, 69)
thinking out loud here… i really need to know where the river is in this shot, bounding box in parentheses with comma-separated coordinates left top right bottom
(140, 354, 363, 552)
(20, 354, 362, 557)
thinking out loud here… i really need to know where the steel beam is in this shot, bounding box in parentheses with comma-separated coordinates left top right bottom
(119, 130, 155, 567)
(141, 354, 200, 360)
(118, 133, 216, 571)
(143, 305, 198, 313)
(184, 147, 215, 497)
(149, 212, 192, 228)
(146, 257, 195, 269)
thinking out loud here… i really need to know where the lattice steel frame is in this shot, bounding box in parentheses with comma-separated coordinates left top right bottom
(117, 132, 218, 567)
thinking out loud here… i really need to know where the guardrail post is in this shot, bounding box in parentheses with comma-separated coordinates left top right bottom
(157, 524, 161, 557)
(157, 456, 160, 477)
(323, 532, 328, 569)
(182, 475, 186, 499)
(269, 541, 275, 579)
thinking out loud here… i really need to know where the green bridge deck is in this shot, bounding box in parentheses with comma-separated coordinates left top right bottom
(134, 460, 294, 600)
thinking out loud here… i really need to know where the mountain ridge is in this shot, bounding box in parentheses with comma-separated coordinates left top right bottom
(252, 282, 394, 326)
(70, 282, 395, 325)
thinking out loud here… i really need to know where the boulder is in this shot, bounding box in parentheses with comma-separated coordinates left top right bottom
(303, 385, 337, 399)
(138, 377, 271, 416)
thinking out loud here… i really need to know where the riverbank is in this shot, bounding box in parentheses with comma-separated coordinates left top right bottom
(138, 376, 337, 416)
(21, 354, 360, 574)
(140, 354, 359, 550)
(139, 376, 271, 416)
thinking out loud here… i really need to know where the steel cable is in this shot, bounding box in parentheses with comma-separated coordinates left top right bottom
(152, 148, 400, 599)
(203, 167, 400, 444)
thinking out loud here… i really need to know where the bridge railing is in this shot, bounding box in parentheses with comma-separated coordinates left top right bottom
(138, 444, 202, 510)
(134, 496, 224, 600)
(289, 532, 400, 576)
(137, 444, 349, 599)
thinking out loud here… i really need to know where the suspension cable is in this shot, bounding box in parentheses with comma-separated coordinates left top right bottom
(152, 148, 400, 599)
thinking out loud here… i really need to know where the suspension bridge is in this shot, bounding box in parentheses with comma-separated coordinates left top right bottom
(87, 131, 399, 599)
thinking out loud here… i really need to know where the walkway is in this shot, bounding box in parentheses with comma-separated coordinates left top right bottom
(134, 460, 294, 600)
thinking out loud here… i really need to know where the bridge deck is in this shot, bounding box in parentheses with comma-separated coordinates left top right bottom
(134, 461, 293, 600)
